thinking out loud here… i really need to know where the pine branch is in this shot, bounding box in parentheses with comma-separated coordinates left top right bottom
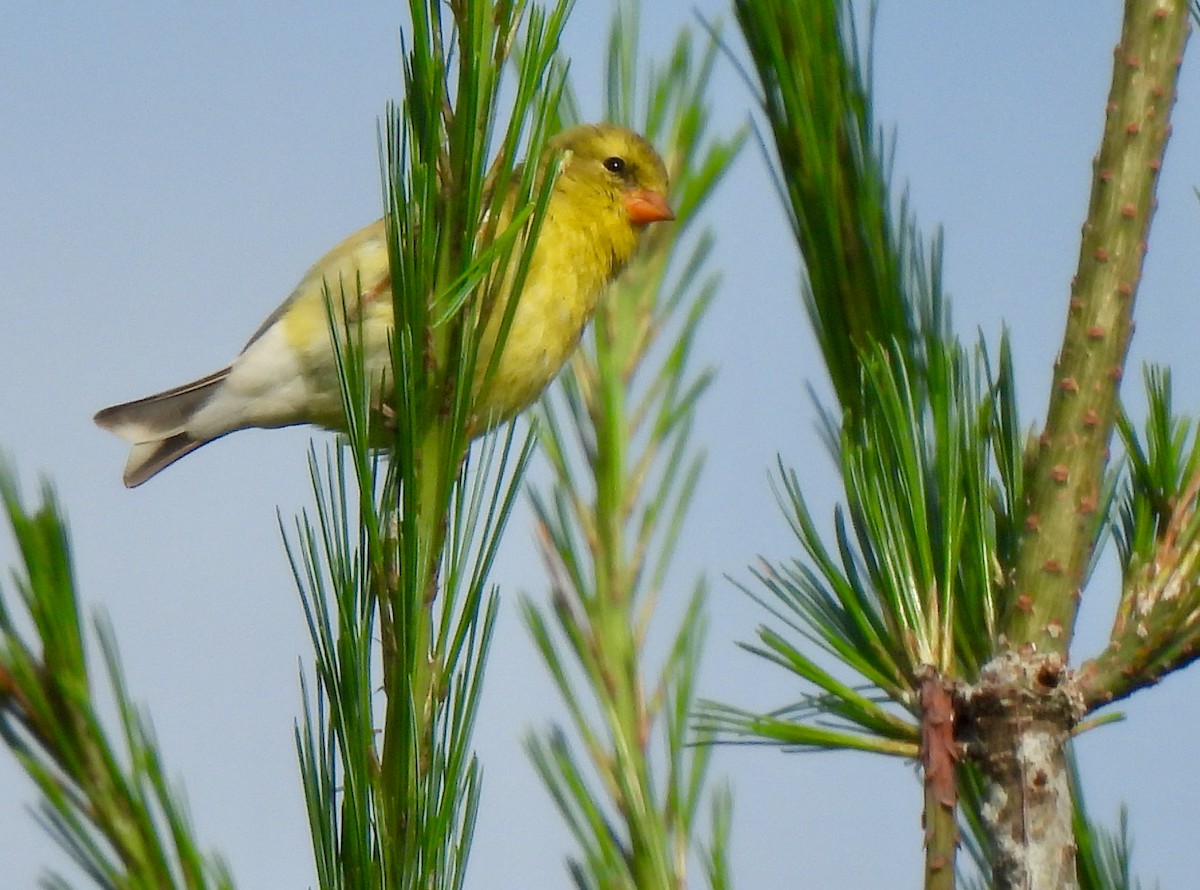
(289, 3, 571, 888)
(961, 6, 1191, 887)
(523, 3, 743, 886)
(1077, 367, 1200, 707)
(1004, 1, 1191, 653)
(731, 0, 936, 417)
(0, 460, 234, 889)
(720, 4, 981, 886)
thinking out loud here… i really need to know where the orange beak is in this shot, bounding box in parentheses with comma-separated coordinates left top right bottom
(623, 188, 675, 225)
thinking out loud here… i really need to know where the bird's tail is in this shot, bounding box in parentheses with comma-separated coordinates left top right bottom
(94, 368, 230, 487)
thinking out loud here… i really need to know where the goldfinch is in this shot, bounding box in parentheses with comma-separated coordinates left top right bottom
(95, 124, 673, 487)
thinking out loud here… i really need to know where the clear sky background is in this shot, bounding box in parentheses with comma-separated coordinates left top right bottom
(3, 3, 1199, 888)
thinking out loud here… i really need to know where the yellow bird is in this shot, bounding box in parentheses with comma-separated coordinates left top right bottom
(95, 124, 674, 487)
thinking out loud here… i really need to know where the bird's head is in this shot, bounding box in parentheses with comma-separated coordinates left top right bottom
(549, 124, 674, 227)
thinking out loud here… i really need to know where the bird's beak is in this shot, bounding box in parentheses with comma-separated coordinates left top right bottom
(624, 188, 675, 225)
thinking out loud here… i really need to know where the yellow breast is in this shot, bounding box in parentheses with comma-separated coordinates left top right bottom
(472, 195, 635, 428)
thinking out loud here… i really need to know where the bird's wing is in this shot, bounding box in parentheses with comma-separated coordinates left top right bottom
(239, 170, 537, 359)
(241, 218, 390, 353)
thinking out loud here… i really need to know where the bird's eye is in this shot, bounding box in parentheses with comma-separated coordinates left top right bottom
(603, 156, 627, 175)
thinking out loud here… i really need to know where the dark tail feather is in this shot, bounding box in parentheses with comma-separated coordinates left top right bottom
(95, 367, 230, 444)
(122, 433, 213, 488)
(95, 367, 231, 487)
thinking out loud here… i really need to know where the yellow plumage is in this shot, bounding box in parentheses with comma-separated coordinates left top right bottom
(95, 124, 673, 487)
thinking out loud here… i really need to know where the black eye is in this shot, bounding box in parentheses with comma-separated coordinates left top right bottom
(603, 156, 626, 174)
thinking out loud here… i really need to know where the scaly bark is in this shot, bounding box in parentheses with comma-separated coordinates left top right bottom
(961, 654, 1086, 890)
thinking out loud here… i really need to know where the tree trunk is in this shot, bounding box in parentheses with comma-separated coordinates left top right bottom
(961, 653, 1085, 889)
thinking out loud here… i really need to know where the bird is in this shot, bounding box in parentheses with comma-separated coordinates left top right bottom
(94, 124, 674, 487)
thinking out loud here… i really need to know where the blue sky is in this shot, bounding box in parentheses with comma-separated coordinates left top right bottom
(2, 3, 1199, 887)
